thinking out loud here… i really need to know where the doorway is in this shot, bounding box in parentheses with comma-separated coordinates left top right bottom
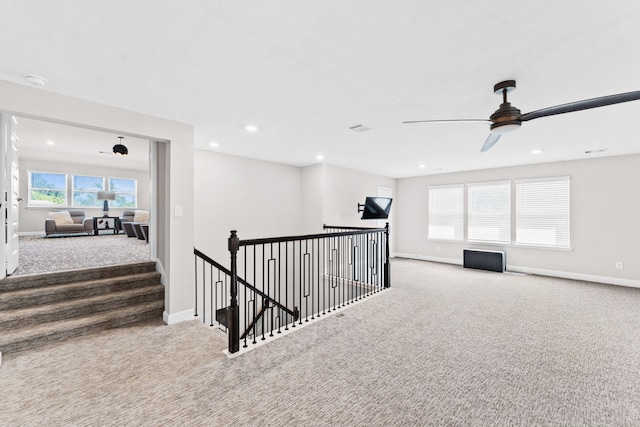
(3, 116, 154, 276)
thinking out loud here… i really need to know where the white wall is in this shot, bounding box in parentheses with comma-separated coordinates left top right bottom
(19, 158, 149, 233)
(194, 154, 398, 264)
(300, 163, 324, 234)
(321, 164, 396, 230)
(0, 80, 194, 323)
(395, 154, 640, 286)
(194, 150, 303, 263)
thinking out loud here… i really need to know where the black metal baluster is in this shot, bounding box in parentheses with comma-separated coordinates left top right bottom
(384, 223, 390, 289)
(299, 240, 304, 325)
(243, 246, 248, 348)
(202, 259, 206, 323)
(261, 244, 266, 341)
(292, 240, 297, 327)
(194, 255, 198, 317)
(278, 242, 283, 333)
(285, 242, 290, 330)
(253, 245, 257, 344)
(210, 264, 214, 326)
(228, 230, 240, 354)
(311, 239, 316, 320)
(342, 235, 346, 308)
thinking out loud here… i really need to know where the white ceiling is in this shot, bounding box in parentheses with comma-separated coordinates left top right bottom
(18, 118, 150, 171)
(1, 1, 640, 178)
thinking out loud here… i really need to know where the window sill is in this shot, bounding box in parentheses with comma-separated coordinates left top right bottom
(428, 237, 572, 252)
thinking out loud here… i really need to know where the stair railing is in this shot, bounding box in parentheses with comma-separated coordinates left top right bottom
(195, 224, 390, 354)
(223, 224, 389, 353)
(194, 247, 299, 348)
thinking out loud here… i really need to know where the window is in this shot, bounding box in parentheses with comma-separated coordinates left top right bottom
(108, 177, 137, 208)
(428, 185, 464, 240)
(28, 172, 67, 207)
(516, 177, 570, 249)
(72, 175, 104, 207)
(28, 172, 138, 209)
(467, 181, 510, 244)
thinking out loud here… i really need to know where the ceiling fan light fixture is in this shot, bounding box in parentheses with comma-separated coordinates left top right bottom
(113, 136, 128, 156)
(490, 122, 521, 134)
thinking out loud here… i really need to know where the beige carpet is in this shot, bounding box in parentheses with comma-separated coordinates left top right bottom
(14, 234, 150, 276)
(2, 259, 640, 426)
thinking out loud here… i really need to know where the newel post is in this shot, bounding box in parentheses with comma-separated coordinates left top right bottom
(228, 230, 240, 353)
(384, 222, 391, 288)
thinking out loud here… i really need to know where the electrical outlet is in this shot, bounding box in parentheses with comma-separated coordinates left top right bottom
(615, 262, 624, 270)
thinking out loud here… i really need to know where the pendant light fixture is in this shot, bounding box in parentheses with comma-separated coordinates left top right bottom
(113, 136, 128, 156)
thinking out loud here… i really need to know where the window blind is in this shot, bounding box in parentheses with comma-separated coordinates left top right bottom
(428, 185, 464, 240)
(467, 181, 510, 243)
(516, 176, 570, 248)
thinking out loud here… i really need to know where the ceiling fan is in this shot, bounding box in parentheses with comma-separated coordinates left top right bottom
(403, 80, 640, 152)
(99, 136, 129, 156)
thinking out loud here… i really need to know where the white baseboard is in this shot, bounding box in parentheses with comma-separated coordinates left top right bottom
(507, 265, 640, 289)
(163, 308, 195, 325)
(394, 252, 462, 266)
(394, 253, 640, 288)
(155, 259, 166, 286)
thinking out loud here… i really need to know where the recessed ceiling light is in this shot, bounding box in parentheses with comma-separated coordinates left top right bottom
(245, 124, 258, 132)
(316, 154, 324, 161)
(585, 148, 607, 154)
(419, 164, 426, 168)
(46, 140, 55, 145)
(349, 124, 372, 133)
(25, 75, 47, 87)
(531, 149, 543, 154)
(209, 141, 219, 148)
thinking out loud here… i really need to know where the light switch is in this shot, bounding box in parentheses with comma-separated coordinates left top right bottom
(175, 205, 183, 217)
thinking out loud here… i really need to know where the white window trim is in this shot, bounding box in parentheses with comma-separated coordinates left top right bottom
(72, 174, 105, 208)
(428, 183, 465, 241)
(108, 176, 138, 209)
(27, 170, 68, 208)
(515, 175, 571, 250)
(425, 176, 572, 251)
(467, 180, 511, 244)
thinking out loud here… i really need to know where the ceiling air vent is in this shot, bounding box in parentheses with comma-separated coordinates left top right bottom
(349, 124, 372, 133)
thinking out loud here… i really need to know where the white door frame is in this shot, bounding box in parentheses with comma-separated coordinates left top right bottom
(0, 114, 7, 280)
(6, 115, 19, 274)
(2, 113, 162, 278)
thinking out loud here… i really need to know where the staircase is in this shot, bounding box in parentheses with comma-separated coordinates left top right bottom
(0, 261, 163, 356)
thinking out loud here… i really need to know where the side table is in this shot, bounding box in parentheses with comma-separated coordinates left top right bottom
(93, 216, 121, 235)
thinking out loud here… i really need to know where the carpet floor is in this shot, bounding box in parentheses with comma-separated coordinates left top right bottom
(14, 234, 150, 276)
(1, 259, 640, 426)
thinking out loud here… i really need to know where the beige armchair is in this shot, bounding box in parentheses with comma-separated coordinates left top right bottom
(120, 210, 149, 242)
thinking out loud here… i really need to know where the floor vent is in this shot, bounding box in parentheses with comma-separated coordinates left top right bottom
(463, 249, 506, 273)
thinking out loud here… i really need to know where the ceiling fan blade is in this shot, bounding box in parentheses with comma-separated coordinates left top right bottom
(402, 119, 491, 124)
(480, 133, 501, 152)
(521, 90, 640, 122)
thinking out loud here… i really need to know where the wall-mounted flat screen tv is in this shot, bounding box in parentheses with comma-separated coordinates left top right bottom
(361, 197, 393, 220)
